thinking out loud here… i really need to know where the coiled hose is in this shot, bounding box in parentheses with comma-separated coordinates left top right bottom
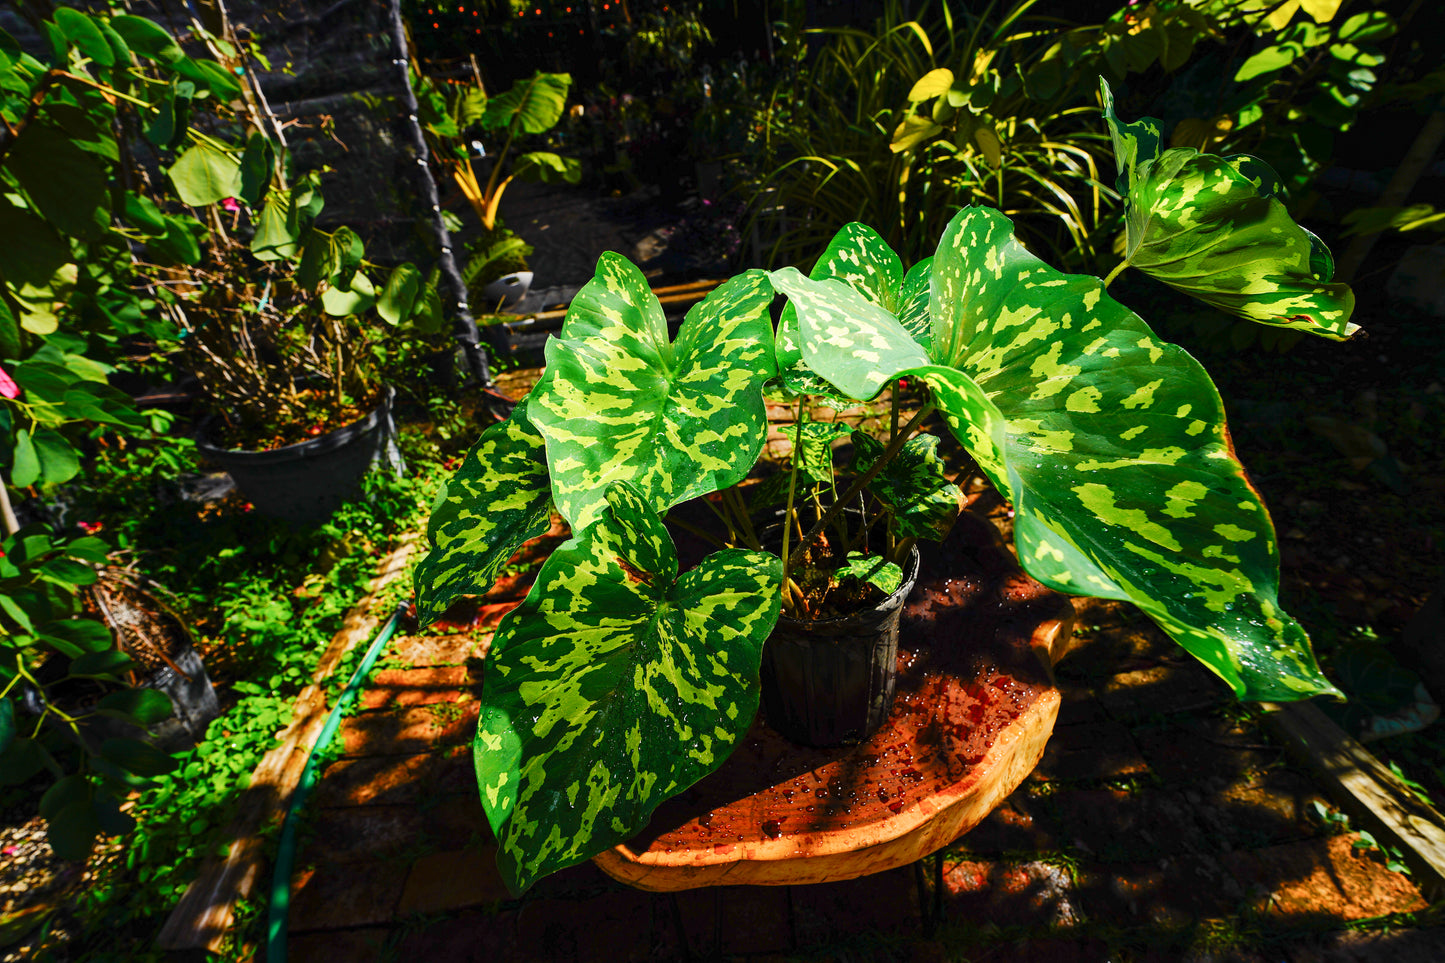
(265, 601, 408, 962)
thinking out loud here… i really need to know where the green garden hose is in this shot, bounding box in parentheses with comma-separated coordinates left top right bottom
(265, 601, 408, 962)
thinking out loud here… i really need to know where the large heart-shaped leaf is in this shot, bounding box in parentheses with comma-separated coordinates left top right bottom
(482, 72, 571, 135)
(775, 206, 1337, 702)
(475, 482, 781, 894)
(529, 257, 775, 530)
(413, 403, 554, 626)
(1100, 80, 1357, 340)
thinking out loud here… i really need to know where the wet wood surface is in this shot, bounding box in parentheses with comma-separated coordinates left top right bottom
(594, 510, 1077, 891)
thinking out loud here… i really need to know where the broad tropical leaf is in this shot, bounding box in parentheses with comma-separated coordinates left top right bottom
(529, 257, 776, 530)
(475, 482, 781, 894)
(852, 431, 962, 540)
(1100, 80, 1357, 340)
(512, 152, 582, 185)
(482, 72, 571, 135)
(792, 420, 853, 484)
(775, 223, 904, 404)
(774, 205, 1338, 701)
(413, 403, 554, 625)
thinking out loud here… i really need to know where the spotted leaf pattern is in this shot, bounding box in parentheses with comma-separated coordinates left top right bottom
(529, 257, 776, 530)
(475, 482, 781, 894)
(413, 403, 554, 626)
(775, 223, 905, 404)
(1101, 80, 1357, 340)
(852, 431, 963, 540)
(775, 206, 1338, 701)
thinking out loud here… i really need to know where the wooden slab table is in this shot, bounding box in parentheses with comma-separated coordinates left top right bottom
(595, 510, 1078, 891)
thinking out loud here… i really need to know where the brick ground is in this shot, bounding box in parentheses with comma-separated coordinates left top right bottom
(281, 390, 1436, 961)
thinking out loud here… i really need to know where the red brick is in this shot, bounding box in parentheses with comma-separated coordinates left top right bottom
(673, 885, 791, 956)
(1132, 716, 1278, 790)
(287, 861, 405, 931)
(953, 796, 1056, 854)
(1028, 720, 1148, 782)
(308, 805, 434, 863)
(395, 911, 548, 963)
(396, 844, 511, 915)
(1193, 769, 1329, 852)
(942, 858, 1080, 927)
(359, 665, 469, 710)
(289, 925, 395, 962)
(1222, 833, 1428, 921)
(1281, 927, 1445, 963)
(1097, 662, 1227, 722)
(977, 938, 1113, 963)
(792, 866, 921, 945)
(316, 746, 474, 807)
(1035, 789, 1208, 862)
(1076, 854, 1242, 926)
(340, 702, 480, 756)
(389, 631, 490, 667)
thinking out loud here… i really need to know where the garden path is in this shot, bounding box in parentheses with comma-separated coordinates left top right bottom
(280, 385, 1441, 962)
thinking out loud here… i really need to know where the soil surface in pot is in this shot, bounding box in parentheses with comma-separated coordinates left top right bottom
(208, 388, 381, 451)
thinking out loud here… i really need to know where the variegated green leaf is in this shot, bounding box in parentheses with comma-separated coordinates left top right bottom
(413, 403, 553, 625)
(775, 223, 905, 404)
(529, 258, 776, 530)
(898, 258, 934, 351)
(852, 431, 963, 540)
(475, 482, 782, 894)
(1101, 80, 1357, 340)
(774, 206, 1338, 702)
(840, 552, 903, 596)
(793, 420, 853, 484)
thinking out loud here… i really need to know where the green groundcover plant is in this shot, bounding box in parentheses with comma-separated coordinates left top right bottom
(414, 79, 1357, 895)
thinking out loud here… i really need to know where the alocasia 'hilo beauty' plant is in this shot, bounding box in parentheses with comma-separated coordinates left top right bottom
(414, 80, 1356, 894)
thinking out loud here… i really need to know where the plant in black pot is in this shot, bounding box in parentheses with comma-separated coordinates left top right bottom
(415, 67, 580, 310)
(412, 80, 1358, 895)
(132, 63, 448, 522)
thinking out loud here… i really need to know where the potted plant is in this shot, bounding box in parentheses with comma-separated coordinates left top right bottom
(413, 79, 1357, 895)
(108, 16, 450, 523)
(415, 67, 581, 309)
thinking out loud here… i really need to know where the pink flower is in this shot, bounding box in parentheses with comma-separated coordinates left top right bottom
(221, 197, 241, 213)
(78, 521, 103, 534)
(0, 364, 19, 400)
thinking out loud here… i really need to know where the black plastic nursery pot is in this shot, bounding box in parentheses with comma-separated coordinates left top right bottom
(761, 545, 921, 748)
(198, 386, 403, 525)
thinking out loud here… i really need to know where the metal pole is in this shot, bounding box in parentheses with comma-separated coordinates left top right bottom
(384, 0, 508, 400)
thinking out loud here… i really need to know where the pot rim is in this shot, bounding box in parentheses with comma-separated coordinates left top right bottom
(775, 542, 922, 629)
(196, 385, 394, 459)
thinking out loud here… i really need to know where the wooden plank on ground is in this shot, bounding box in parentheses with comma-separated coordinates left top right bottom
(157, 534, 419, 952)
(1265, 699, 1445, 900)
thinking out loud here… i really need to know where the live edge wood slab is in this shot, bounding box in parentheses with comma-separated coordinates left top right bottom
(594, 509, 1078, 891)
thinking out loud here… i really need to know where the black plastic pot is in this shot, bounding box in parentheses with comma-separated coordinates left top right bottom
(761, 545, 921, 748)
(198, 386, 404, 525)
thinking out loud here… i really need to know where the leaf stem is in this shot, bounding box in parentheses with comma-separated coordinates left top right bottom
(786, 403, 935, 572)
(665, 512, 727, 551)
(780, 399, 805, 614)
(1102, 258, 1129, 289)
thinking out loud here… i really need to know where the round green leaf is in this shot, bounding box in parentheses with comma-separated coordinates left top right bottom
(109, 15, 184, 64)
(482, 72, 571, 134)
(168, 141, 242, 208)
(47, 799, 100, 862)
(98, 737, 177, 777)
(377, 263, 421, 325)
(98, 688, 174, 726)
